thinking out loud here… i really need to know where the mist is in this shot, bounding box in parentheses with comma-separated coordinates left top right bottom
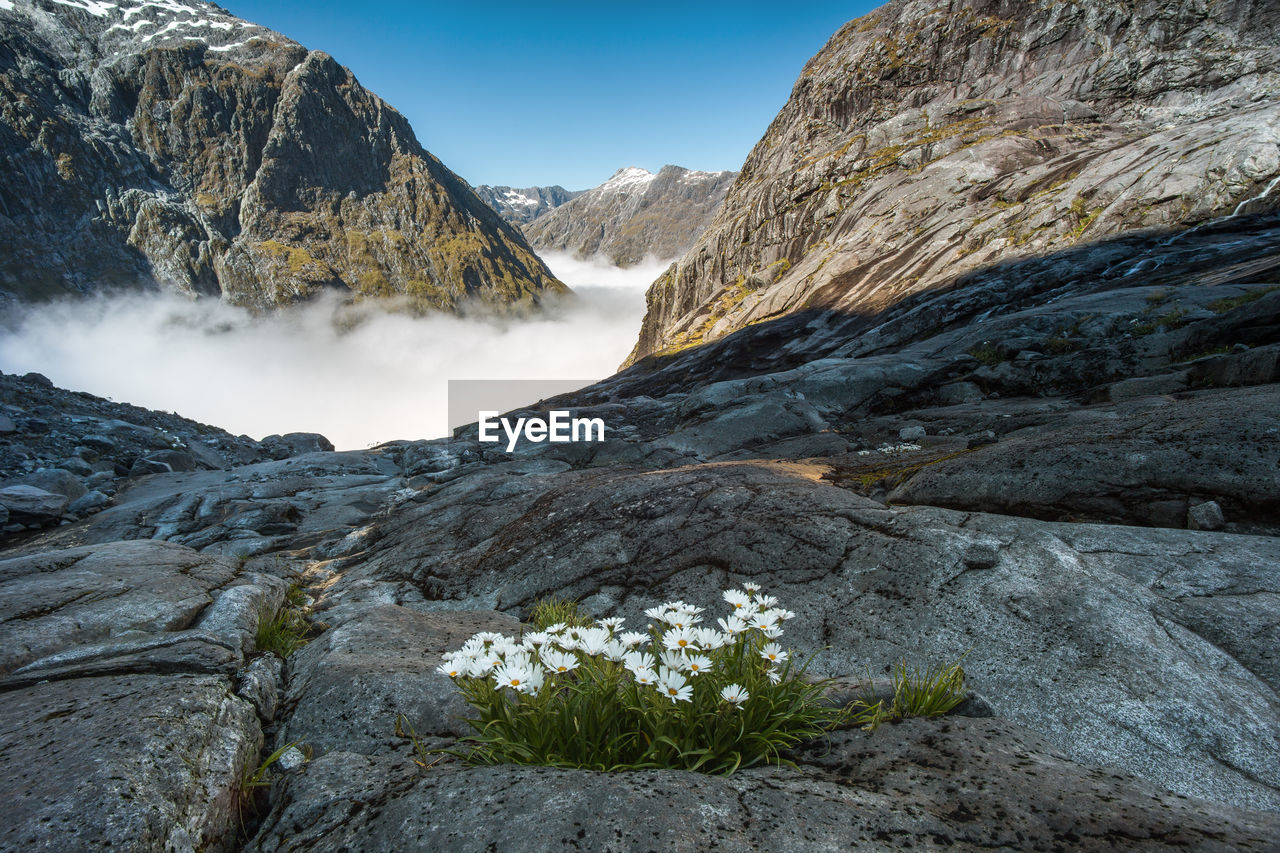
(0, 253, 670, 450)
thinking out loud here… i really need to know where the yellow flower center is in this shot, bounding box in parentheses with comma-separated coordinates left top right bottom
(668, 687, 677, 695)
(678, 640, 688, 647)
(511, 679, 521, 686)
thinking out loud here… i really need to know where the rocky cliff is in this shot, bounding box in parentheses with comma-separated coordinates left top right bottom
(0, 0, 565, 310)
(627, 0, 1280, 364)
(522, 165, 737, 266)
(472, 183, 580, 226)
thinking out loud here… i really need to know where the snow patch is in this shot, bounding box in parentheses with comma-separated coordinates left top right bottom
(120, 0, 204, 19)
(601, 166, 655, 191)
(502, 190, 537, 207)
(50, 0, 117, 16)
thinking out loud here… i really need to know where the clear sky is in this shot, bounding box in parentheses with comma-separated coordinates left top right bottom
(222, 1, 879, 190)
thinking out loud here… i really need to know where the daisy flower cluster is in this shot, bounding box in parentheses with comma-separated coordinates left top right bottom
(435, 585, 841, 773)
(439, 584, 796, 708)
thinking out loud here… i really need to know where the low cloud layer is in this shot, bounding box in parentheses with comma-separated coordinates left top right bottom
(0, 253, 669, 449)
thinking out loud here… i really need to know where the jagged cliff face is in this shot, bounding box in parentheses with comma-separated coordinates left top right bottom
(627, 0, 1280, 364)
(473, 184, 580, 226)
(522, 165, 737, 267)
(0, 0, 566, 310)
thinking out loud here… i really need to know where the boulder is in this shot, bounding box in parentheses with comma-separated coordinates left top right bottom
(2, 468, 87, 502)
(66, 490, 109, 515)
(261, 433, 336, 459)
(0, 485, 68, 525)
(1188, 499, 1226, 531)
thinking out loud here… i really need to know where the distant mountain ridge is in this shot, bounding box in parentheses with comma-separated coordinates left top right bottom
(520, 165, 737, 267)
(472, 185, 582, 226)
(626, 0, 1280, 364)
(0, 0, 565, 311)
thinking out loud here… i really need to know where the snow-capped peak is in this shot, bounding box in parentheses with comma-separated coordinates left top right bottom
(600, 167, 656, 191)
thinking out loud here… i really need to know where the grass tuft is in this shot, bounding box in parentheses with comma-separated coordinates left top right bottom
(851, 656, 969, 731)
(526, 596, 590, 630)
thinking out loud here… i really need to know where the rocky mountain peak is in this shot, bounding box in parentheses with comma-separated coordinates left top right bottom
(0, 0, 566, 310)
(626, 0, 1280, 364)
(521, 163, 738, 266)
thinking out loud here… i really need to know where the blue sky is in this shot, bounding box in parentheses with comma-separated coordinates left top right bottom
(223, 1, 878, 190)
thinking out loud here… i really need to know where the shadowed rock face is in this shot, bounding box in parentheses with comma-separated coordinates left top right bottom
(0, 0, 566, 310)
(627, 0, 1280, 364)
(522, 165, 738, 267)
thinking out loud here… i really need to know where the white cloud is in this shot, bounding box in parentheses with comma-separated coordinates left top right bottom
(0, 252, 668, 450)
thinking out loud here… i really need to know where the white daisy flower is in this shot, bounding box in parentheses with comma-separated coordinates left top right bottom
(602, 639, 629, 662)
(658, 649, 687, 671)
(543, 622, 567, 634)
(695, 627, 726, 650)
(623, 650, 657, 673)
(619, 631, 649, 648)
(597, 616, 625, 632)
(576, 627, 612, 656)
(521, 631, 552, 648)
(541, 648, 579, 674)
(717, 614, 749, 635)
(656, 667, 692, 703)
(766, 667, 782, 684)
(742, 582, 761, 593)
(436, 659, 467, 678)
(685, 655, 713, 676)
(760, 624, 784, 640)
(722, 589, 751, 610)
(493, 662, 543, 694)
(473, 632, 505, 644)
(759, 643, 788, 665)
(663, 626, 699, 652)
(632, 666, 657, 686)
(720, 684, 749, 705)
(757, 595, 779, 609)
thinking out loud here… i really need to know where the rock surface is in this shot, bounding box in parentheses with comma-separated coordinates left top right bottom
(627, 0, 1280, 363)
(0, 0, 565, 311)
(248, 718, 1280, 852)
(0, 538, 291, 851)
(523, 165, 738, 266)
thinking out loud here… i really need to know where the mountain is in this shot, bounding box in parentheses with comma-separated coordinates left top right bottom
(522, 165, 737, 266)
(4, 2, 1280, 849)
(472, 184, 581, 226)
(626, 0, 1280, 364)
(0, 0, 566, 311)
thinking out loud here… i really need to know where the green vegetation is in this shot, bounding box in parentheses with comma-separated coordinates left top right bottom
(255, 589, 315, 658)
(527, 595, 590, 630)
(1208, 285, 1280, 314)
(440, 588, 846, 774)
(238, 741, 306, 827)
(850, 657, 969, 731)
(1177, 345, 1233, 363)
(1133, 306, 1189, 336)
(968, 342, 1004, 366)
